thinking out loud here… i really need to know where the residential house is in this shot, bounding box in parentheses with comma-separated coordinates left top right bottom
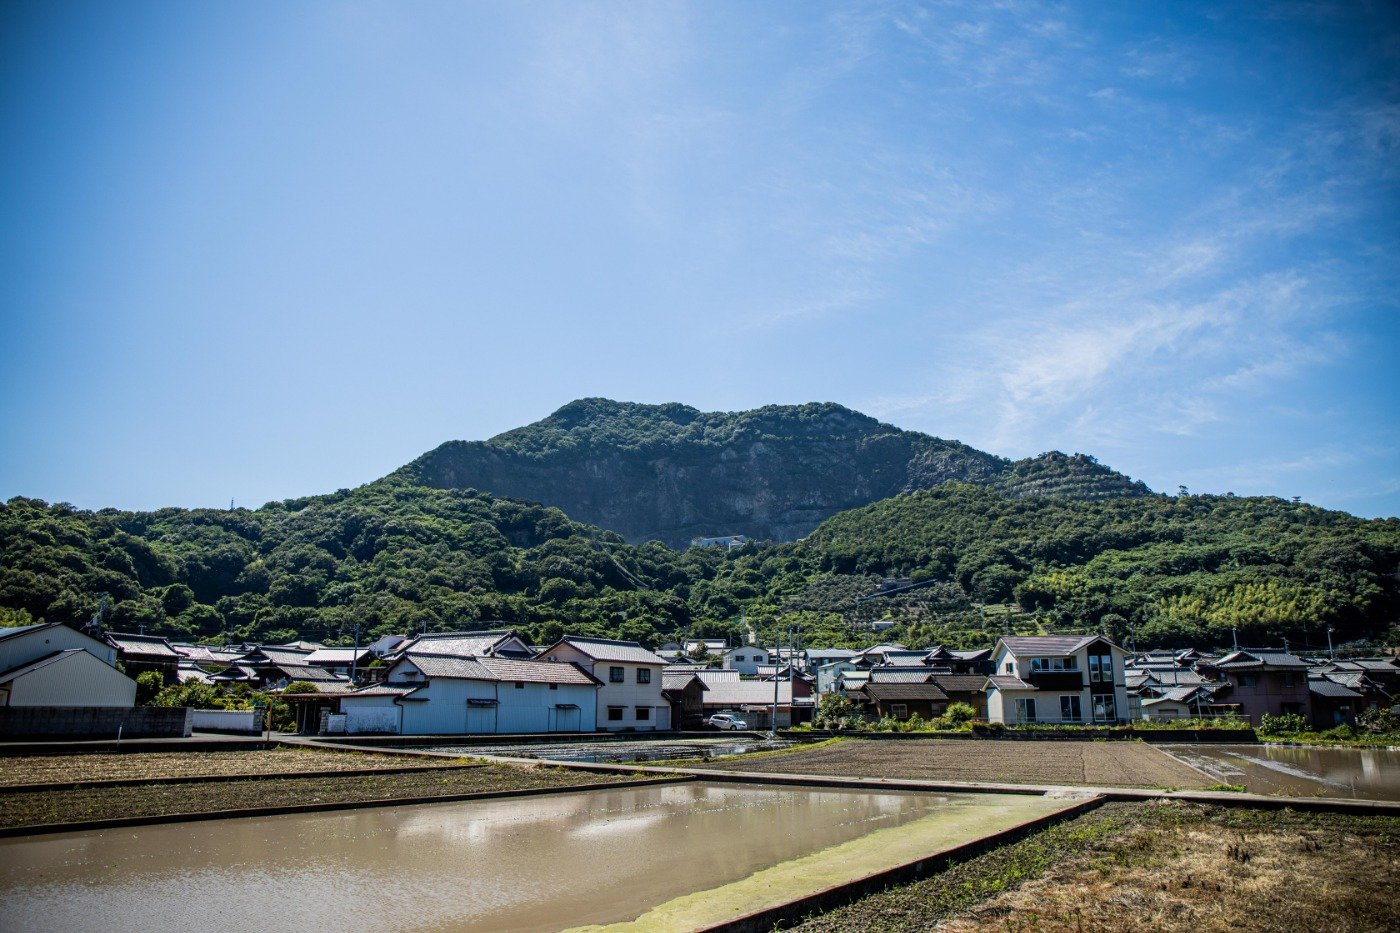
(105, 632, 182, 684)
(537, 637, 671, 731)
(694, 672, 806, 728)
(985, 635, 1129, 725)
(927, 673, 989, 718)
(724, 646, 771, 674)
(1307, 677, 1367, 729)
(815, 660, 859, 694)
(1205, 649, 1311, 726)
(858, 681, 949, 721)
(337, 653, 600, 735)
(0, 623, 136, 708)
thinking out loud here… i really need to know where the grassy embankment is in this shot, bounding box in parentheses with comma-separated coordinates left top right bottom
(790, 800, 1400, 933)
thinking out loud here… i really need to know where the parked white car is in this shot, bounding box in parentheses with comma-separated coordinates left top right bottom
(706, 713, 750, 731)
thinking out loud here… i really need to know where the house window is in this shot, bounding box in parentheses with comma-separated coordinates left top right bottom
(636, 706, 651, 721)
(1239, 674, 1258, 688)
(637, 668, 651, 684)
(1003, 662, 1014, 674)
(1014, 698, 1037, 723)
(514, 681, 524, 689)
(1060, 695, 1082, 722)
(549, 683, 558, 690)
(607, 707, 624, 721)
(891, 703, 908, 719)
(609, 666, 625, 683)
(1093, 696, 1118, 722)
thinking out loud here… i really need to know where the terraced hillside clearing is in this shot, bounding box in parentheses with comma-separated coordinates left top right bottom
(0, 746, 459, 787)
(708, 738, 1214, 789)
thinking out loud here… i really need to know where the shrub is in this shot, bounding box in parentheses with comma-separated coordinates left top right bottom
(1357, 707, 1400, 735)
(815, 692, 860, 729)
(944, 702, 976, 725)
(1258, 712, 1309, 735)
(281, 681, 320, 695)
(135, 670, 165, 705)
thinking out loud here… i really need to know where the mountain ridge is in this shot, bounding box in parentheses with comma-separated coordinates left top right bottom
(394, 398, 1149, 548)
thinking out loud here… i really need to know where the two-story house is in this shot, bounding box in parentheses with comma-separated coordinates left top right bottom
(1206, 649, 1311, 725)
(985, 634, 1129, 725)
(537, 636, 670, 731)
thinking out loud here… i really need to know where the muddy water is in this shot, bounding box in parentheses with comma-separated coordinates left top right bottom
(0, 783, 1068, 933)
(1162, 744, 1400, 800)
(413, 736, 792, 763)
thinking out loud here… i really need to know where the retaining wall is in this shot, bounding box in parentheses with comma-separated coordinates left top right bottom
(0, 706, 193, 738)
(190, 710, 259, 733)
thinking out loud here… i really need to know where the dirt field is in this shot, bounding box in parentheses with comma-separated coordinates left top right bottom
(710, 738, 1214, 789)
(0, 746, 459, 787)
(0, 764, 650, 830)
(791, 801, 1400, 933)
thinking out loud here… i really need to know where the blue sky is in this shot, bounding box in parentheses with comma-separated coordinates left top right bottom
(2, 1, 1397, 518)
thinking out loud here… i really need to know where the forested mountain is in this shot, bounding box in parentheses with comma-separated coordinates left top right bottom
(3, 476, 1396, 654)
(396, 398, 1149, 548)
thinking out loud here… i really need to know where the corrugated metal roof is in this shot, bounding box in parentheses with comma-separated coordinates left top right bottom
(696, 670, 742, 685)
(868, 668, 935, 684)
(0, 623, 54, 642)
(303, 647, 371, 664)
(700, 680, 795, 706)
(0, 649, 86, 684)
(553, 637, 667, 665)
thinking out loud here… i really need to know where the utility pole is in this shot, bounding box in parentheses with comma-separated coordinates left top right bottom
(349, 622, 361, 687)
(1327, 626, 1335, 661)
(1232, 627, 1238, 650)
(771, 625, 781, 735)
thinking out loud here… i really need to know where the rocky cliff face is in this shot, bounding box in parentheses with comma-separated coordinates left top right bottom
(393, 398, 1149, 548)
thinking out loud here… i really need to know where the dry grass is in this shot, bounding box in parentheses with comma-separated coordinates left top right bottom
(0, 746, 457, 787)
(938, 804, 1400, 932)
(0, 764, 650, 829)
(708, 738, 1214, 789)
(790, 802, 1400, 933)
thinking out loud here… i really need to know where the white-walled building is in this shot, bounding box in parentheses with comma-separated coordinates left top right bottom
(723, 646, 771, 675)
(985, 635, 1129, 725)
(537, 637, 670, 731)
(339, 653, 600, 735)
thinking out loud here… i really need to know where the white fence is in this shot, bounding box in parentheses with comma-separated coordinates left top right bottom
(191, 709, 260, 733)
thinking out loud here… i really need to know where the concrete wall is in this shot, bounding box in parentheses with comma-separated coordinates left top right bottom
(0, 706, 192, 738)
(191, 709, 259, 733)
(345, 705, 401, 734)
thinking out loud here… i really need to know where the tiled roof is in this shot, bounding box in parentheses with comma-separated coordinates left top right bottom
(398, 654, 494, 680)
(986, 674, 1035, 691)
(476, 657, 600, 686)
(862, 682, 950, 702)
(1309, 677, 1365, 698)
(276, 664, 347, 683)
(929, 674, 989, 693)
(662, 671, 707, 691)
(397, 630, 524, 658)
(105, 632, 180, 658)
(345, 683, 423, 699)
(804, 649, 858, 661)
(550, 637, 667, 665)
(868, 668, 936, 684)
(1215, 649, 1310, 670)
(1000, 635, 1111, 656)
(252, 646, 314, 664)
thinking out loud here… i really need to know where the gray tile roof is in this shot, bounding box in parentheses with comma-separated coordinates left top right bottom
(1215, 649, 1310, 670)
(862, 682, 949, 702)
(929, 674, 990, 693)
(303, 647, 371, 665)
(398, 630, 524, 658)
(105, 632, 180, 658)
(662, 671, 707, 691)
(476, 657, 600, 686)
(399, 654, 494, 680)
(1309, 677, 1365, 698)
(1001, 635, 1112, 656)
(551, 637, 667, 665)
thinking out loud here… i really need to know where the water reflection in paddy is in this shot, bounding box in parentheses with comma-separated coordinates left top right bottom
(0, 782, 1069, 933)
(1162, 744, 1400, 800)
(411, 736, 792, 763)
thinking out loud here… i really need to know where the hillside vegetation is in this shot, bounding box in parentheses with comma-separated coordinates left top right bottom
(3, 478, 1396, 653)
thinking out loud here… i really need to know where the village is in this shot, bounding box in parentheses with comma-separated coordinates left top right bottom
(3, 619, 1396, 740)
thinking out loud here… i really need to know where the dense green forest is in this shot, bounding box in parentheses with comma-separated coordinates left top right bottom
(3, 478, 1396, 653)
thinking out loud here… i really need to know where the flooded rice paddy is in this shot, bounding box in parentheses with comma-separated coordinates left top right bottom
(1161, 744, 1400, 800)
(0, 782, 1072, 933)
(405, 735, 793, 763)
